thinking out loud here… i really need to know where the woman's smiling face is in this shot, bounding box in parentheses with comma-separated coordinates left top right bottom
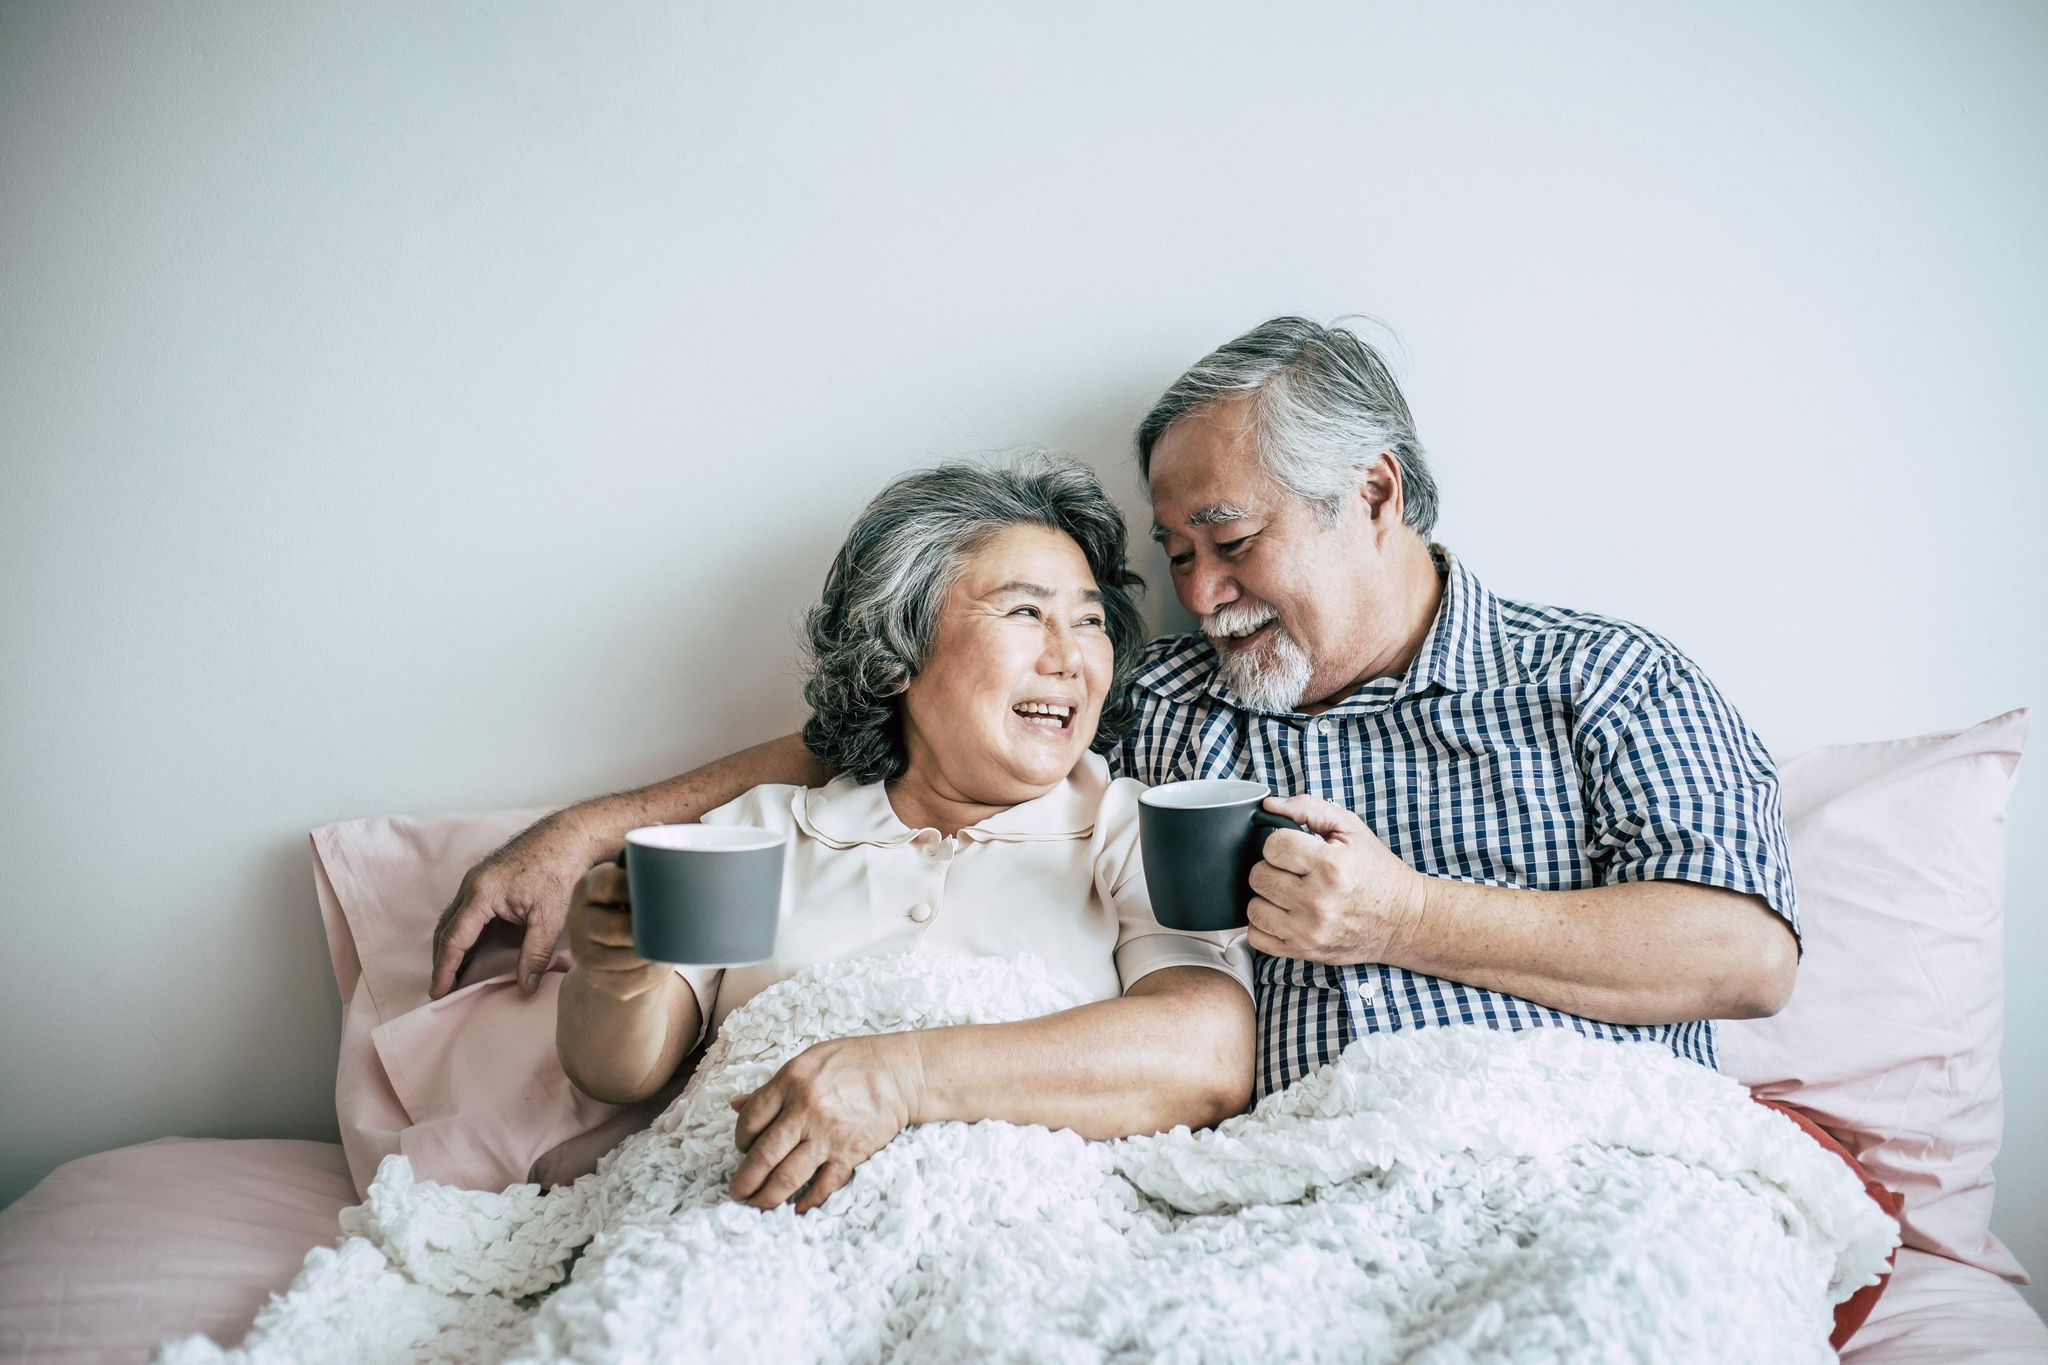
(897, 523, 1115, 808)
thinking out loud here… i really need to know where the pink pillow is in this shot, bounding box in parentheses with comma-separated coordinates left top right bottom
(1718, 709, 2030, 1282)
(311, 807, 626, 1197)
(0, 1137, 356, 1362)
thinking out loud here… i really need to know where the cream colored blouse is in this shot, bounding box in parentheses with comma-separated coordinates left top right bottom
(674, 753, 1253, 1047)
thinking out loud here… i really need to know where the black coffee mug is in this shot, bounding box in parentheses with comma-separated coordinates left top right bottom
(1138, 779, 1308, 932)
(614, 824, 786, 965)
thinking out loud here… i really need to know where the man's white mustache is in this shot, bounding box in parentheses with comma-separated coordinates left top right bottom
(1202, 602, 1280, 640)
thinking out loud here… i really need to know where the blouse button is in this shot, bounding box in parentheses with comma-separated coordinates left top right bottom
(908, 902, 934, 924)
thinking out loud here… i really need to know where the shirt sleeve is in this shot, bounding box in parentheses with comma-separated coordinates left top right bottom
(1094, 778, 1255, 996)
(1576, 653, 1799, 940)
(666, 785, 800, 1048)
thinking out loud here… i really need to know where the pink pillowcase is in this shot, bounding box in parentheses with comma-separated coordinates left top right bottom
(0, 1137, 358, 1361)
(1718, 708, 2030, 1283)
(312, 807, 627, 1197)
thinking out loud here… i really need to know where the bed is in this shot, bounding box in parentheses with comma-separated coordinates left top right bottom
(2, 1093, 2042, 1362)
(2, 711, 2042, 1363)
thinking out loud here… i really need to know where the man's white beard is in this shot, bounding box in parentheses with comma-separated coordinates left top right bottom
(1203, 601, 1314, 713)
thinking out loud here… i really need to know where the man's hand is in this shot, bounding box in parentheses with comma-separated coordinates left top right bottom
(428, 735, 831, 1000)
(1245, 794, 1428, 966)
(431, 816, 599, 999)
(728, 1034, 928, 1214)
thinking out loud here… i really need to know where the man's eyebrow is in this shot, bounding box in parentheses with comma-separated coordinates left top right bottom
(1191, 502, 1253, 526)
(1150, 503, 1255, 543)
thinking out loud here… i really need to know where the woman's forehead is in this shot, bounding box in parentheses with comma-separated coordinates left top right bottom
(957, 524, 1099, 596)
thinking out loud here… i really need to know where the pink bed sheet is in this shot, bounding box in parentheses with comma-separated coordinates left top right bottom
(1, 1136, 2041, 1362)
(1843, 1248, 2048, 1363)
(0, 1138, 354, 1365)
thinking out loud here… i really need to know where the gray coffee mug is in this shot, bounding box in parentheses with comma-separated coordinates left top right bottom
(618, 824, 786, 966)
(1138, 779, 1307, 932)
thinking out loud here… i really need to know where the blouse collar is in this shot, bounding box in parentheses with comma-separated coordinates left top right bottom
(796, 752, 1109, 850)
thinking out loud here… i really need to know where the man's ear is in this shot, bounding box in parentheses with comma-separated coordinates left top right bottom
(1359, 451, 1405, 528)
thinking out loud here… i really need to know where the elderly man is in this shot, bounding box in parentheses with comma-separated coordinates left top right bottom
(432, 316, 1798, 1103)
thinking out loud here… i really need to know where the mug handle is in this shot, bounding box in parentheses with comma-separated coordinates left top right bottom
(1249, 809, 1308, 856)
(1234, 810, 1311, 950)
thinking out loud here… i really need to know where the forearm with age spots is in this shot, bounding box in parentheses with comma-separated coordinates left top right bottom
(568, 734, 832, 854)
(1401, 879, 1799, 1024)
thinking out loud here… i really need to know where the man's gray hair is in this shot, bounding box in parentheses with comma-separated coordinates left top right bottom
(1136, 316, 1440, 537)
(800, 454, 1146, 785)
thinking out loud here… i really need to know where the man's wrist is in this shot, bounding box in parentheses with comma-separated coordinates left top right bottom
(1384, 868, 1440, 971)
(547, 799, 626, 864)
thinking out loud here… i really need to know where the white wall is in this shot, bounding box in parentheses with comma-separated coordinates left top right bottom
(4, 0, 2044, 1305)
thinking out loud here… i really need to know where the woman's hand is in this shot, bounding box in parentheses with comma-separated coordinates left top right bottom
(561, 864, 669, 1002)
(557, 865, 700, 1105)
(728, 1034, 929, 1213)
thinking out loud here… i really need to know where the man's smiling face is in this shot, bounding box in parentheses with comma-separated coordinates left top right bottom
(1147, 394, 1416, 712)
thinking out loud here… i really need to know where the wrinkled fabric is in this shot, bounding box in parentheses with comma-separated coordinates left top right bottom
(160, 953, 1897, 1365)
(1719, 708, 2029, 1281)
(313, 805, 616, 1198)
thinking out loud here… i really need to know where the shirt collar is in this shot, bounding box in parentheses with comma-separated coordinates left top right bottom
(1126, 543, 1515, 714)
(1404, 544, 1515, 698)
(1130, 634, 1222, 705)
(796, 752, 1109, 849)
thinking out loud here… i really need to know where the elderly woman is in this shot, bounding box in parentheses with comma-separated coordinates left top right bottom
(555, 457, 1255, 1213)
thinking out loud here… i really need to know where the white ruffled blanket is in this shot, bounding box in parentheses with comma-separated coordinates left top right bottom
(159, 953, 1896, 1364)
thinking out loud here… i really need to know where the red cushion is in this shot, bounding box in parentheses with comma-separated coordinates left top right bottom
(1754, 1096, 1905, 1349)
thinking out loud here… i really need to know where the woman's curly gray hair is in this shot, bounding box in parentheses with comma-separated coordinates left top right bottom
(801, 455, 1146, 786)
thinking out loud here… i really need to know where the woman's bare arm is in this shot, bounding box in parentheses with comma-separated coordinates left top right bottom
(910, 966, 1253, 1136)
(728, 966, 1255, 1211)
(558, 962, 702, 1106)
(553, 863, 708, 1104)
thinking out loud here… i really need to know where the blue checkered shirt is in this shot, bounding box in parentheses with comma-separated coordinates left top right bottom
(1112, 547, 1799, 1100)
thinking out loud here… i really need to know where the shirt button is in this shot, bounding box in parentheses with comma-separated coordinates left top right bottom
(908, 902, 934, 923)
(1315, 719, 1332, 735)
